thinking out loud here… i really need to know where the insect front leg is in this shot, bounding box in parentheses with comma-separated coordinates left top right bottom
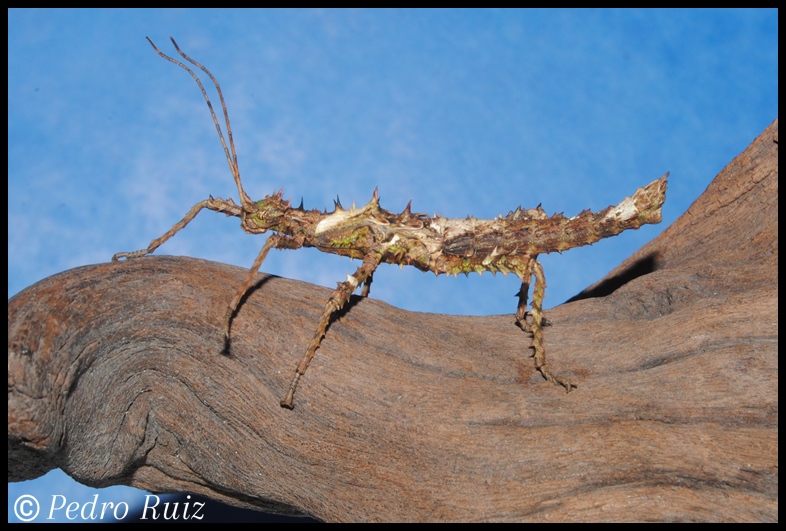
(112, 197, 243, 261)
(516, 259, 575, 392)
(112, 200, 214, 261)
(280, 250, 383, 409)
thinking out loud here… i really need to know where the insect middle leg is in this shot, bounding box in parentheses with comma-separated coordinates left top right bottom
(280, 250, 383, 409)
(516, 259, 575, 392)
(221, 233, 303, 341)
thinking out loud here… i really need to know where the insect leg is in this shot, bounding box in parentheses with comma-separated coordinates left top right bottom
(516, 259, 575, 392)
(514, 270, 532, 327)
(280, 250, 382, 409)
(360, 271, 374, 297)
(221, 234, 301, 340)
(112, 197, 242, 261)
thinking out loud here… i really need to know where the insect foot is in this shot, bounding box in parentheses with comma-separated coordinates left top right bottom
(114, 37, 668, 409)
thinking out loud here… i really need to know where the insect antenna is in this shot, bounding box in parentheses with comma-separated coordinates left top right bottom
(146, 37, 254, 210)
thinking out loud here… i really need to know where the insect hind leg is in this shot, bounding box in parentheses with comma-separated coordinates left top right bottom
(516, 259, 575, 392)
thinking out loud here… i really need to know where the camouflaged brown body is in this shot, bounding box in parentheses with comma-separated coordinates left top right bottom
(240, 175, 668, 277)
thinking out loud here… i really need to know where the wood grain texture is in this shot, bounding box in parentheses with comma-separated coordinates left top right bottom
(8, 119, 777, 522)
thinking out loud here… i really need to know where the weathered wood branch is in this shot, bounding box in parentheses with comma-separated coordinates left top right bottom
(8, 119, 778, 522)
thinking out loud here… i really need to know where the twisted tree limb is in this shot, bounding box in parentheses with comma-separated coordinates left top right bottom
(8, 119, 778, 522)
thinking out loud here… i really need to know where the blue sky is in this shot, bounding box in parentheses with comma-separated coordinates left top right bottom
(8, 8, 777, 522)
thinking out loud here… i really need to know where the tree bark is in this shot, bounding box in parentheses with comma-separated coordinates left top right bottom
(8, 119, 777, 522)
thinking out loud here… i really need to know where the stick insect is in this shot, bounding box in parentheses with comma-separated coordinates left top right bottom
(114, 37, 668, 409)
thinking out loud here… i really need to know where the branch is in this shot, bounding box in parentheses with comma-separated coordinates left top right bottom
(8, 119, 778, 522)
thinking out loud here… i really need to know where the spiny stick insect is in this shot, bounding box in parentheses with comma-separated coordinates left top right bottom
(114, 37, 668, 409)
